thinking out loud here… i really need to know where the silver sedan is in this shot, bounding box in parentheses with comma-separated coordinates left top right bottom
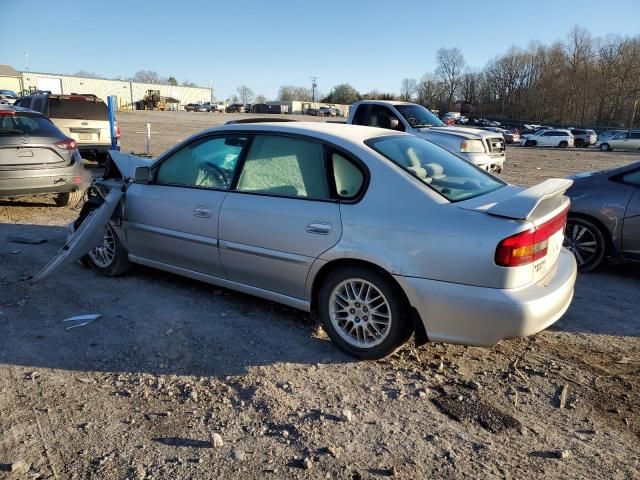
(36, 122, 577, 359)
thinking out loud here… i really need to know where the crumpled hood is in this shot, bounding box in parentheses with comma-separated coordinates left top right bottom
(108, 150, 153, 178)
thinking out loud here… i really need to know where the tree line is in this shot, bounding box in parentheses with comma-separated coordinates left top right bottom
(272, 27, 640, 128)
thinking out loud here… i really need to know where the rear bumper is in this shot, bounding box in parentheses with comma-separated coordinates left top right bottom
(78, 144, 120, 156)
(0, 164, 85, 197)
(395, 249, 577, 346)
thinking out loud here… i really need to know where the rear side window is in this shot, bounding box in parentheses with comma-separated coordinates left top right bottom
(236, 135, 329, 198)
(367, 135, 505, 202)
(332, 152, 364, 199)
(631, 132, 640, 139)
(621, 170, 640, 186)
(48, 98, 109, 120)
(32, 97, 45, 113)
(0, 113, 62, 136)
(352, 105, 369, 125)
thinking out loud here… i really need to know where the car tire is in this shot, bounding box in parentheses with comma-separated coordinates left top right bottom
(558, 141, 568, 148)
(600, 143, 611, 151)
(575, 139, 584, 147)
(85, 223, 131, 277)
(54, 189, 83, 208)
(524, 140, 534, 147)
(564, 216, 607, 272)
(318, 266, 413, 360)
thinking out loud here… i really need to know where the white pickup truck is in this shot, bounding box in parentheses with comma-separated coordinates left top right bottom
(347, 100, 505, 173)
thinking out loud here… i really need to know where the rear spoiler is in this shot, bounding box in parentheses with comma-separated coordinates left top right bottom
(485, 178, 573, 220)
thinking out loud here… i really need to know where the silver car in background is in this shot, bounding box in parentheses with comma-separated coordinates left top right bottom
(35, 122, 577, 359)
(0, 105, 85, 206)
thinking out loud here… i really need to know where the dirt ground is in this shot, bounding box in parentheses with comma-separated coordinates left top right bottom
(1, 111, 639, 479)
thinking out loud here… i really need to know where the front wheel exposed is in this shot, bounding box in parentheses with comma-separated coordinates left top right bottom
(85, 224, 131, 276)
(600, 143, 611, 151)
(318, 267, 413, 360)
(564, 217, 607, 272)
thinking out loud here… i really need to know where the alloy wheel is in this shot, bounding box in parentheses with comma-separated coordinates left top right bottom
(88, 224, 116, 268)
(329, 278, 392, 348)
(564, 222, 598, 268)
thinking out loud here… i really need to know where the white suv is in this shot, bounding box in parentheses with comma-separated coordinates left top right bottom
(520, 129, 574, 148)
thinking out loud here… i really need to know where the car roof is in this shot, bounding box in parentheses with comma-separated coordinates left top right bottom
(200, 121, 400, 144)
(354, 100, 415, 106)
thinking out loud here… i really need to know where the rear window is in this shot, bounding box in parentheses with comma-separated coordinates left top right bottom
(366, 135, 505, 202)
(0, 113, 63, 136)
(48, 98, 108, 120)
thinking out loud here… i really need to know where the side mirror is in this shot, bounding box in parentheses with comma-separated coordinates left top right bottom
(133, 166, 152, 183)
(389, 117, 400, 130)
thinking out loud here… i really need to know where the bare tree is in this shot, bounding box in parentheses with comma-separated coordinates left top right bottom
(400, 78, 417, 101)
(416, 73, 442, 107)
(278, 85, 312, 101)
(436, 48, 466, 111)
(237, 85, 255, 105)
(182, 80, 197, 87)
(255, 94, 267, 104)
(131, 70, 163, 84)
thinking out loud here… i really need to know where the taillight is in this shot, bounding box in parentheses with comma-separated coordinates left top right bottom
(115, 123, 121, 138)
(54, 139, 77, 150)
(495, 207, 569, 267)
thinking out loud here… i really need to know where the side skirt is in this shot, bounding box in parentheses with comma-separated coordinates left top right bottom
(128, 254, 311, 312)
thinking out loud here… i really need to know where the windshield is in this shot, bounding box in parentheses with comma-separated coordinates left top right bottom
(48, 98, 108, 120)
(367, 135, 505, 202)
(394, 104, 444, 128)
(0, 90, 17, 97)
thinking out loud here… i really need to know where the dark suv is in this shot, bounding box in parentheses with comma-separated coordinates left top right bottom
(14, 93, 120, 162)
(569, 129, 597, 148)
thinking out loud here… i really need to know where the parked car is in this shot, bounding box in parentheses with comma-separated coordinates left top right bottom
(477, 126, 519, 144)
(225, 104, 245, 113)
(0, 105, 84, 206)
(564, 161, 640, 271)
(319, 107, 336, 117)
(184, 103, 199, 112)
(455, 116, 469, 124)
(0, 89, 18, 105)
(596, 129, 626, 144)
(14, 93, 120, 163)
(348, 101, 506, 172)
(597, 131, 640, 151)
(305, 108, 319, 116)
(520, 129, 574, 148)
(569, 129, 597, 148)
(35, 122, 576, 359)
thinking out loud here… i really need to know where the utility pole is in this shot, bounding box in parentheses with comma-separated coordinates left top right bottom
(24, 53, 29, 72)
(311, 76, 318, 104)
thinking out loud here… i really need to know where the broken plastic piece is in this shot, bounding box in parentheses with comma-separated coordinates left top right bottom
(64, 314, 102, 330)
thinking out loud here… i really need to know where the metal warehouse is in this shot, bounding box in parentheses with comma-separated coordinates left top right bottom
(0, 65, 211, 109)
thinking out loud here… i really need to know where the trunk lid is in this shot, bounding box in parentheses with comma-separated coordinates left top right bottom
(53, 119, 111, 145)
(457, 178, 573, 285)
(0, 135, 69, 167)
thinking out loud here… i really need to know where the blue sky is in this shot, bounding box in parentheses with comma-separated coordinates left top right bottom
(2, 0, 639, 100)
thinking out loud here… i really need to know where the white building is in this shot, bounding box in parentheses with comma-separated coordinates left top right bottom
(0, 66, 211, 109)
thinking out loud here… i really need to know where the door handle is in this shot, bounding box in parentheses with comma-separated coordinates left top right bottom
(306, 222, 332, 235)
(193, 207, 212, 218)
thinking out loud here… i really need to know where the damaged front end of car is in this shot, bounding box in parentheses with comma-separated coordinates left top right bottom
(31, 151, 151, 283)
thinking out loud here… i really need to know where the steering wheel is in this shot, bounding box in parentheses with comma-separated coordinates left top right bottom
(204, 162, 230, 187)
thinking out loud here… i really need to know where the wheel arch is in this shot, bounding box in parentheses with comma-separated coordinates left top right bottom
(567, 212, 614, 254)
(308, 258, 428, 345)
